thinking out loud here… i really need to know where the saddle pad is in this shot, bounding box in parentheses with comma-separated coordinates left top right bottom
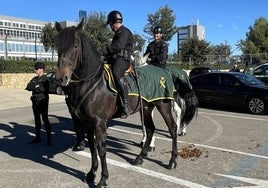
(103, 64, 175, 102)
(166, 65, 193, 89)
(127, 65, 175, 102)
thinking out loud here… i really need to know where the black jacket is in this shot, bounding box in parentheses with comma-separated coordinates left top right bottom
(25, 75, 49, 99)
(106, 25, 133, 57)
(144, 39, 168, 68)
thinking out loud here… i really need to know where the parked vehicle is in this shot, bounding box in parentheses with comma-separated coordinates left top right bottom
(243, 62, 268, 85)
(189, 67, 217, 78)
(45, 72, 64, 95)
(190, 72, 268, 114)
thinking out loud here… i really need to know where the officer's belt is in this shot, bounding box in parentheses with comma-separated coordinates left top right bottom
(113, 49, 130, 60)
(32, 93, 47, 98)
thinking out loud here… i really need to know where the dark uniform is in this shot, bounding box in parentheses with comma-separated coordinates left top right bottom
(145, 39, 168, 68)
(25, 62, 51, 145)
(144, 26, 168, 69)
(107, 25, 133, 81)
(105, 10, 133, 118)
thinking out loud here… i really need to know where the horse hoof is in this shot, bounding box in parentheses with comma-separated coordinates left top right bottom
(96, 183, 107, 188)
(178, 132, 186, 136)
(85, 172, 96, 184)
(168, 161, 177, 169)
(132, 156, 143, 166)
(72, 141, 85, 151)
(149, 146, 155, 152)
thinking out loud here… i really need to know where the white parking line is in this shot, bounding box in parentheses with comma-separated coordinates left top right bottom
(109, 127, 268, 160)
(76, 150, 209, 188)
(199, 111, 268, 122)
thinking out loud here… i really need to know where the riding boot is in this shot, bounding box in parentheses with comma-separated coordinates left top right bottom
(118, 77, 130, 119)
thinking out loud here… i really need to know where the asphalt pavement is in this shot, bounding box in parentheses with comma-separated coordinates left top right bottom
(0, 87, 65, 110)
(1, 86, 268, 188)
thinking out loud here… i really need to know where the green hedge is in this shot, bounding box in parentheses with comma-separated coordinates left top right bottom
(0, 59, 243, 73)
(0, 60, 57, 73)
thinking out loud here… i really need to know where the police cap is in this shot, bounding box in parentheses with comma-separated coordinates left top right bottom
(34, 62, 45, 70)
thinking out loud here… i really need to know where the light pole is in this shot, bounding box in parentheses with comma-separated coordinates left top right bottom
(34, 36, 37, 60)
(4, 34, 7, 60)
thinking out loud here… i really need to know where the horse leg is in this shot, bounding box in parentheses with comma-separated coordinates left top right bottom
(133, 107, 155, 166)
(72, 115, 86, 151)
(172, 101, 186, 136)
(140, 109, 155, 151)
(157, 103, 177, 169)
(85, 127, 98, 184)
(95, 121, 108, 188)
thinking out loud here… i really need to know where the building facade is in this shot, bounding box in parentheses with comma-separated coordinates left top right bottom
(0, 15, 57, 61)
(177, 20, 205, 54)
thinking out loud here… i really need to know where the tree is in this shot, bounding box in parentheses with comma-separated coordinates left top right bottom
(143, 5, 178, 42)
(237, 17, 268, 54)
(40, 22, 57, 60)
(84, 11, 113, 55)
(180, 38, 210, 65)
(211, 42, 232, 56)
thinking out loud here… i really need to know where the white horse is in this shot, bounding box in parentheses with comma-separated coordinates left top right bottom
(131, 51, 195, 151)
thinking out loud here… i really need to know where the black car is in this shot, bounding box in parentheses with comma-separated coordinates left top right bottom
(243, 62, 268, 85)
(45, 72, 64, 95)
(190, 72, 268, 114)
(189, 67, 216, 78)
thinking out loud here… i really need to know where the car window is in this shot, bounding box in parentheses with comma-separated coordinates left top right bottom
(202, 74, 219, 86)
(254, 67, 264, 75)
(264, 66, 268, 75)
(220, 74, 237, 86)
(236, 74, 264, 86)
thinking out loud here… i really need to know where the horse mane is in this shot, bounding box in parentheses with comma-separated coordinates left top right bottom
(80, 33, 103, 80)
(56, 26, 103, 81)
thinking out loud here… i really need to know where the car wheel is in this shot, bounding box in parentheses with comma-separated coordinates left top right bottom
(56, 86, 64, 95)
(247, 97, 267, 115)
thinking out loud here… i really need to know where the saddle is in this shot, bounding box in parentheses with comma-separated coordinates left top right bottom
(103, 63, 134, 93)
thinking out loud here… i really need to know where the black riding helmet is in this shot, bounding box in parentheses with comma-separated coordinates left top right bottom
(153, 26, 163, 34)
(107, 10, 123, 25)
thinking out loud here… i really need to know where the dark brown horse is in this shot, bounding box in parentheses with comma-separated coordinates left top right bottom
(55, 19, 197, 188)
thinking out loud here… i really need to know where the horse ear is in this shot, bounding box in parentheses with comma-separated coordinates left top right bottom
(143, 53, 150, 62)
(55, 22, 62, 31)
(76, 18, 84, 31)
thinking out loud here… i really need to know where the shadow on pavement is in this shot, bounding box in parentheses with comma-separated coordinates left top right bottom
(0, 115, 86, 182)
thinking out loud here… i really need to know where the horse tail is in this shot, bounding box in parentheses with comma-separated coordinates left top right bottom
(174, 78, 198, 129)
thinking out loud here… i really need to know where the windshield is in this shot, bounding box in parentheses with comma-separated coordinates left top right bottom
(235, 74, 265, 86)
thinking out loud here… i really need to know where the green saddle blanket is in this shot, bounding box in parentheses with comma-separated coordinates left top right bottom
(103, 64, 175, 102)
(127, 65, 175, 102)
(166, 65, 192, 89)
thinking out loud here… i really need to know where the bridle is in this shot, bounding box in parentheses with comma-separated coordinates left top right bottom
(58, 31, 83, 83)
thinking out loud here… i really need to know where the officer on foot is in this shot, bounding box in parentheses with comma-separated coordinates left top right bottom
(25, 62, 52, 146)
(104, 10, 133, 118)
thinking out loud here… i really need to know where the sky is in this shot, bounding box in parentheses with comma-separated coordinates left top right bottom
(1, 0, 268, 55)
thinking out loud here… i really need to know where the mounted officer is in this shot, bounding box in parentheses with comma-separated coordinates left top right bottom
(104, 10, 133, 118)
(144, 26, 168, 69)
